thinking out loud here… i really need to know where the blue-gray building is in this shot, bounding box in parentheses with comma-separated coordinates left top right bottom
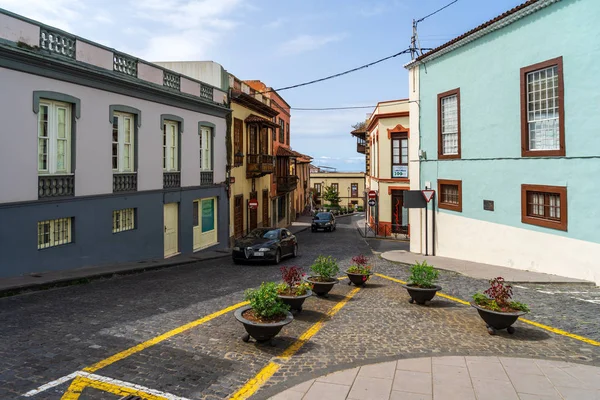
(406, 0, 600, 284)
(0, 9, 231, 277)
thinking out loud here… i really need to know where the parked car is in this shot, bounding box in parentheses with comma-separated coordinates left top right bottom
(311, 212, 336, 232)
(232, 228, 298, 264)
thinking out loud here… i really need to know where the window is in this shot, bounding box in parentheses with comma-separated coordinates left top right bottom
(37, 217, 72, 249)
(112, 112, 134, 172)
(391, 133, 408, 178)
(521, 57, 564, 157)
(314, 183, 321, 195)
(248, 125, 258, 154)
(286, 122, 290, 145)
(234, 118, 243, 166)
(163, 120, 179, 171)
(113, 208, 135, 233)
(437, 88, 460, 159)
(521, 184, 567, 231)
(260, 127, 269, 154)
(351, 183, 358, 197)
(438, 179, 462, 212)
(38, 100, 72, 174)
(331, 183, 339, 193)
(199, 126, 212, 171)
(279, 118, 285, 142)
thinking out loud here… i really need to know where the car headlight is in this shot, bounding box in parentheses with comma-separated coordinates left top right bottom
(233, 246, 240, 251)
(259, 247, 271, 252)
(325, 221, 331, 225)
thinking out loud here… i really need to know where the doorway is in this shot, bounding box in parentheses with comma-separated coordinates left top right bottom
(163, 202, 179, 258)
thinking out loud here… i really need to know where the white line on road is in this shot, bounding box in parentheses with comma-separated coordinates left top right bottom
(22, 372, 79, 397)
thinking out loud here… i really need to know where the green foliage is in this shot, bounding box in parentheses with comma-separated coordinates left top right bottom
(276, 281, 312, 296)
(509, 301, 530, 313)
(408, 261, 439, 288)
(472, 293, 530, 313)
(244, 282, 290, 318)
(310, 255, 340, 279)
(322, 186, 341, 206)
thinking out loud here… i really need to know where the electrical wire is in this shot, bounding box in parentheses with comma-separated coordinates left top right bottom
(416, 0, 459, 24)
(291, 100, 419, 111)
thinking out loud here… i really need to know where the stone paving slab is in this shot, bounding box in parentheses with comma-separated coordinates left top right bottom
(381, 250, 594, 284)
(269, 356, 600, 400)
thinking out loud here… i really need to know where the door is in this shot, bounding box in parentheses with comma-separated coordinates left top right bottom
(193, 198, 217, 250)
(391, 190, 408, 234)
(234, 195, 243, 238)
(164, 203, 179, 257)
(262, 190, 269, 227)
(272, 199, 277, 227)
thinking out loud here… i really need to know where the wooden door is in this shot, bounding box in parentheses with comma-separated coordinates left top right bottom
(262, 190, 269, 227)
(193, 200, 201, 250)
(391, 190, 407, 233)
(249, 191, 257, 231)
(164, 203, 179, 257)
(234, 195, 243, 238)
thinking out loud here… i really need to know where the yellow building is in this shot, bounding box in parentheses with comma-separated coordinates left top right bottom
(351, 100, 410, 237)
(309, 171, 365, 211)
(292, 151, 313, 217)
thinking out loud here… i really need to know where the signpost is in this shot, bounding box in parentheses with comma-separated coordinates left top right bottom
(368, 190, 377, 199)
(248, 198, 258, 210)
(421, 190, 435, 203)
(368, 199, 376, 207)
(421, 190, 435, 256)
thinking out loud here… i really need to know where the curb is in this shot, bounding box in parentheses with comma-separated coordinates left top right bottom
(0, 253, 231, 298)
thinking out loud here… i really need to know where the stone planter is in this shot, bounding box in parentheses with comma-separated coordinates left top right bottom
(471, 303, 527, 335)
(346, 271, 371, 287)
(234, 305, 293, 344)
(402, 284, 442, 305)
(305, 276, 338, 297)
(277, 290, 312, 312)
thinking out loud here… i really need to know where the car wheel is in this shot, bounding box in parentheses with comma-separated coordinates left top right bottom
(292, 244, 298, 258)
(274, 249, 281, 264)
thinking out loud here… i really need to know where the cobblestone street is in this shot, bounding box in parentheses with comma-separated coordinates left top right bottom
(1, 215, 599, 399)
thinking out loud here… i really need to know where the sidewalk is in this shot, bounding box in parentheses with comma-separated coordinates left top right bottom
(269, 356, 600, 399)
(380, 250, 593, 284)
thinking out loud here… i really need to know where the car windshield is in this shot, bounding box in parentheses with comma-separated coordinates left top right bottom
(247, 229, 279, 240)
(316, 213, 331, 220)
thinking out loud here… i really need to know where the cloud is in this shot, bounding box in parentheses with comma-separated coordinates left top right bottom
(279, 33, 347, 56)
(0, 0, 86, 31)
(265, 17, 286, 29)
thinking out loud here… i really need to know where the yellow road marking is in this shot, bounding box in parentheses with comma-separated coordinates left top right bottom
(230, 287, 361, 399)
(61, 375, 167, 400)
(376, 272, 600, 347)
(84, 301, 249, 373)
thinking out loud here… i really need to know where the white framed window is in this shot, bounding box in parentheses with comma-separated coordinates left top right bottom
(440, 94, 458, 155)
(163, 121, 179, 171)
(199, 126, 212, 171)
(112, 112, 134, 172)
(113, 208, 135, 233)
(526, 66, 560, 151)
(38, 100, 72, 174)
(37, 217, 73, 249)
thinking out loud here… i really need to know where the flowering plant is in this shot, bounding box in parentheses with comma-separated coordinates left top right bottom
(347, 254, 372, 276)
(244, 282, 290, 318)
(310, 255, 339, 280)
(472, 277, 529, 313)
(277, 266, 312, 296)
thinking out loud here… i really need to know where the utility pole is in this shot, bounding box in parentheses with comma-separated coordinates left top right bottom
(410, 19, 417, 60)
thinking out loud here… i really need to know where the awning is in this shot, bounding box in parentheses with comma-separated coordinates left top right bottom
(276, 146, 297, 157)
(245, 114, 279, 128)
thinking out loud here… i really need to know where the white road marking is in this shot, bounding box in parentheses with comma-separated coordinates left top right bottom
(514, 285, 528, 289)
(23, 370, 192, 400)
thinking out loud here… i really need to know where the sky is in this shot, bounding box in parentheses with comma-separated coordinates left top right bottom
(0, 0, 526, 171)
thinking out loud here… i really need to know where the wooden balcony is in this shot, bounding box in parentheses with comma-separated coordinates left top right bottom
(357, 143, 366, 154)
(277, 175, 299, 194)
(246, 154, 274, 178)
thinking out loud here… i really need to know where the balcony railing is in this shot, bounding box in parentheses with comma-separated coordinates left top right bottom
(200, 84, 213, 101)
(163, 172, 181, 188)
(357, 143, 366, 154)
(246, 154, 274, 177)
(234, 153, 244, 167)
(113, 173, 137, 193)
(38, 175, 74, 199)
(277, 175, 299, 194)
(261, 155, 274, 174)
(200, 171, 214, 186)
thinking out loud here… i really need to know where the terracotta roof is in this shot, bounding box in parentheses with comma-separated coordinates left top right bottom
(276, 147, 297, 157)
(414, 0, 551, 64)
(231, 90, 279, 118)
(244, 114, 279, 128)
(291, 150, 313, 163)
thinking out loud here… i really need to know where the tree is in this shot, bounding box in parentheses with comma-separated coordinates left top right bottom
(323, 185, 341, 206)
(351, 121, 367, 131)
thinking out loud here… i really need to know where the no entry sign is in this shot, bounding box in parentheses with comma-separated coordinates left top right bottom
(368, 190, 377, 199)
(248, 198, 258, 209)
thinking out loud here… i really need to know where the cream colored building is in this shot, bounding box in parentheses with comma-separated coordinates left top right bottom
(310, 172, 365, 211)
(352, 100, 410, 237)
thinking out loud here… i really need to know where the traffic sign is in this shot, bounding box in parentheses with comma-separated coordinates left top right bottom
(368, 190, 377, 199)
(248, 198, 258, 209)
(421, 190, 435, 203)
(368, 199, 376, 207)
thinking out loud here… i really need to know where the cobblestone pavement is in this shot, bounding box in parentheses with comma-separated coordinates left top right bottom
(0, 215, 598, 400)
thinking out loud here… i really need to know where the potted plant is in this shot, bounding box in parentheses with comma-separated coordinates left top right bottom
(402, 261, 442, 305)
(235, 282, 293, 344)
(305, 255, 339, 297)
(472, 277, 530, 335)
(276, 266, 313, 313)
(346, 254, 372, 287)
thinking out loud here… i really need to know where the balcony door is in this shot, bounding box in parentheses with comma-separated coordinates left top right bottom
(248, 125, 258, 155)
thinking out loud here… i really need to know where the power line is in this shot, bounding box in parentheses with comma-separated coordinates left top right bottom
(416, 0, 459, 24)
(259, 48, 413, 95)
(291, 100, 419, 111)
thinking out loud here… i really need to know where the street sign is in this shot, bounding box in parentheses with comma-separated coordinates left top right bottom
(368, 190, 377, 199)
(248, 198, 258, 209)
(421, 190, 435, 203)
(368, 199, 376, 207)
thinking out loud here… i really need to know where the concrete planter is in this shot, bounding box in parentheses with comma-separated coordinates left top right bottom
(234, 305, 293, 344)
(346, 271, 371, 287)
(305, 276, 338, 297)
(277, 290, 312, 312)
(471, 303, 527, 335)
(402, 284, 442, 305)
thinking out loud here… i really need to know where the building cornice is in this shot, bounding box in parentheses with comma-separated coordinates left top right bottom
(366, 111, 409, 132)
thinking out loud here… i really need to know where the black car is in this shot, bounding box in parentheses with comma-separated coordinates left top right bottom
(232, 228, 298, 264)
(311, 212, 336, 232)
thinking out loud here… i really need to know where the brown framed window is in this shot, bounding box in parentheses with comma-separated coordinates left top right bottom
(314, 183, 321, 195)
(248, 125, 258, 154)
(286, 122, 290, 145)
(279, 118, 285, 142)
(331, 183, 338, 193)
(260, 127, 268, 154)
(233, 118, 243, 166)
(391, 133, 408, 178)
(437, 88, 461, 159)
(437, 179, 462, 212)
(351, 183, 358, 197)
(521, 57, 564, 157)
(521, 184, 567, 231)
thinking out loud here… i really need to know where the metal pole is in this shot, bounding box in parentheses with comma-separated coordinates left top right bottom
(425, 201, 428, 256)
(246, 200, 249, 235)
(432, 194, 436, 256)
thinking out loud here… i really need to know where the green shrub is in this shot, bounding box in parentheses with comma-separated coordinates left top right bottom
(408, 261, 439, 288)
(472, 277, 530, 313)
(310, 255, 340, 279)
(244, 282, 290, 318)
